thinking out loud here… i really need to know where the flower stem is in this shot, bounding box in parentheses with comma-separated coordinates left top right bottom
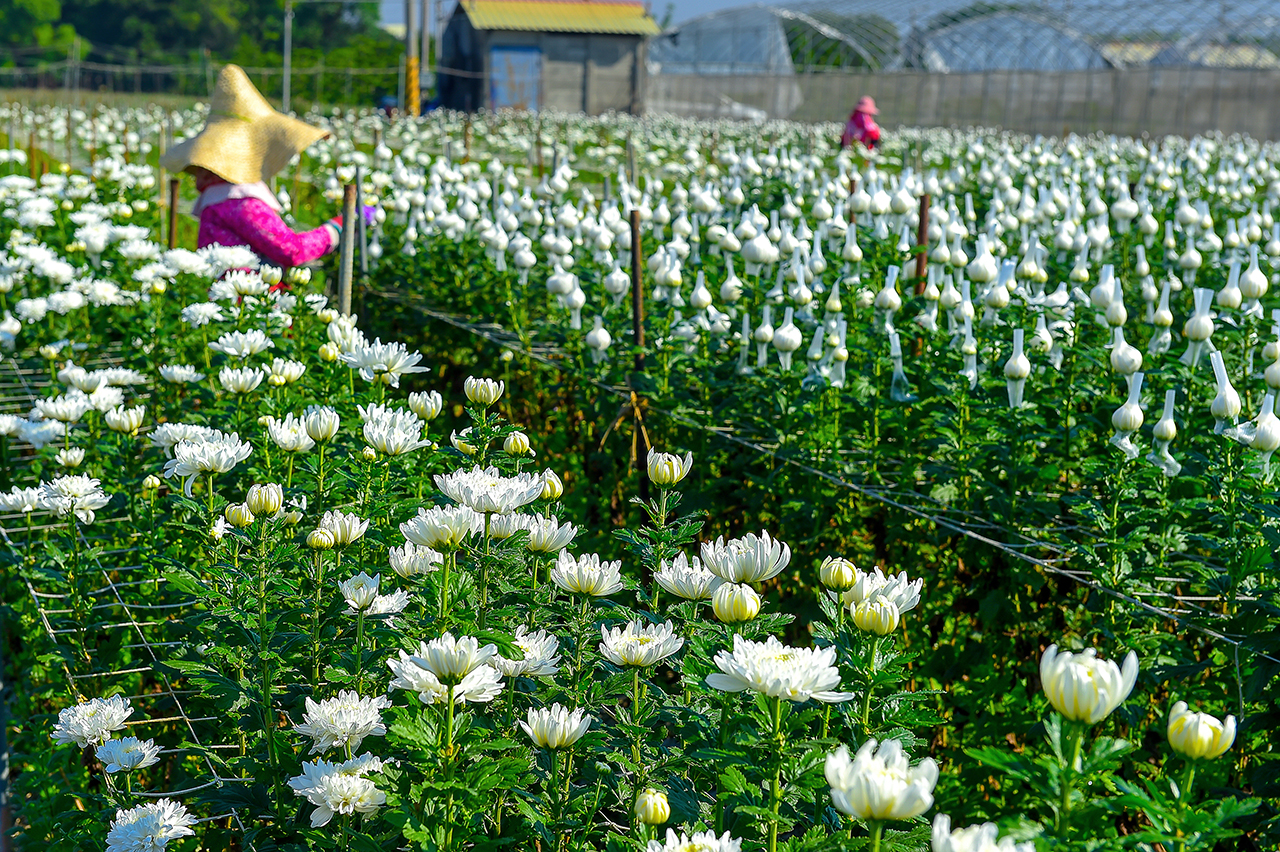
(439, 550, 454, 623)
(869, 820, 883, 852)
(860, 636, 881, 734)
(769, 696, 785, 852)
(1056, 721, 1084, 834)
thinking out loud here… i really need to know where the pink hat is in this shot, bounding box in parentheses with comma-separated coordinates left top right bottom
(855, 96, 879, 115)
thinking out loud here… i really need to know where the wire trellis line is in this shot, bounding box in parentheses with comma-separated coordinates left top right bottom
(372, 288, 1280, 667)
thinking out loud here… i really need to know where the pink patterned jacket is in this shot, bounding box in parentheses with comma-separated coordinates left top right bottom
(195, 182, 338, 268)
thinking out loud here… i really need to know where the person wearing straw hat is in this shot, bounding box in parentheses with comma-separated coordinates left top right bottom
(162, 64, 351, 269)
(841, 96, 882, 151)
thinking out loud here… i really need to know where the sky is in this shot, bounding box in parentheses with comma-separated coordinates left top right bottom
(377, 0, 743, 29)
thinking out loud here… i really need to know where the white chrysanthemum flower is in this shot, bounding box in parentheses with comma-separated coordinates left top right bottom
(489, 511, 530, 540)
(51, 695, 133, 747)
(399, 504, 484, 550)
(293, 690, 392, 754)
(700, 531, 791, 584)
(1166, 701, 1236, 760)
(599, 620, 684, 668)
(303, 405, 340, 442)
(825, 739, 938, 820)
(106, 799, 196, 852)
(364, 416, 430, 456)
(148, 423, 221, 456)
(180, 301, 224, 327)
(707, 635, 854, 704)
(0, 485, 41, 513)
(288, 754, 386, 828)
(33, 393, 93, 423)
(1040, 644, 1139, 724)
(267, 413, 315, 453)
(218, 365, 265, 394)
(388, 541, 443, 578)
(387, 643, 504, 705)
(338, 572, 381, 611)
(368, 588, 411, 616)
(524, 516, 577, 553)
(434, 465, 545, 515)
(407, 390, 443, 421)
(104, 404, 145, 435)
(646, 829, 743, 852)
(520, 703, 591, 749)
(463, 376, 504, 406)
(494, 626, 561, 678)
(549, 551, 624, 597)
(409, 633, 497, 684)
(319, 510, 368, 546)
(162, 433, 253, 497)
(209, 328, 274, 359)
(841, 567, 923, 614)
(268, 357, 306, 384)
(55, 447, 85, 468)
(340, 338, 429, 387)
(158, 364, 204, 384)
(647, 450, 693, 487)
(96, 736, 161, 773)
(655, 552, 716, 600)
(37, 474, 110, 524)
(931, 814, 1035, 852)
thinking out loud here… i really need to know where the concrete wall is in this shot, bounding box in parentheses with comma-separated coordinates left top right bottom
(650, 67, 1280, 139)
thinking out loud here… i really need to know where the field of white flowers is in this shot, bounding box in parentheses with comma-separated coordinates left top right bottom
(0, 103, 1275, 852)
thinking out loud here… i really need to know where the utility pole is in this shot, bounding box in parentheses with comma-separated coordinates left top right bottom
(283, 0, 295, 112)
(405, 0, 419, 116)
(420, 0, 431, 101)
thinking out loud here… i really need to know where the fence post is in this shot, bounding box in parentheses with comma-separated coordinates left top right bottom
(339, 184, 356, 315)
(914, 193, 929, 296)
(355, 166, 368, 276)
(629, 207, 649, 504)
(168, 179, 180, 250)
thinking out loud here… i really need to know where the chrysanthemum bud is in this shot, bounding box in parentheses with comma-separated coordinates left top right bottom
(362, 446, 378, 461)
(634, 788, 670, 826)
(318, 342, 340, 362)
(541, 470, 563, 500)
(504, 431, 532, 456)
(283, 509, 304, 525)
(317, 308, 339, 323)
(852, 596, 900, 635)
(464, 376, 504, 406)
(712, 582, 761, 623)
(261, 266, 283, 286)
(819, 556, 857, 592)
(245, 483, 283, 516)
(224, 503, 255, 529)
(1167, 701, 1236, 760)
(307, 528, 336, 550)
(142, 474, 161, 492)
(647, 450, 694, 487)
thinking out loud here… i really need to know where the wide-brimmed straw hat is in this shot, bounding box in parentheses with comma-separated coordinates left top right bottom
(161, 64, 327, 185)
(855, 96, 879, 115)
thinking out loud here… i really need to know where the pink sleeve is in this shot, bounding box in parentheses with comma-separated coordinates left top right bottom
(206, 198, 337, 267)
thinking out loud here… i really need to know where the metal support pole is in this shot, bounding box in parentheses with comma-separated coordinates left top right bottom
(168, 179, 180, 249)
(282, 0, 294, 113)
(914, 193, 929, 296)
(339, 184, 356, 315)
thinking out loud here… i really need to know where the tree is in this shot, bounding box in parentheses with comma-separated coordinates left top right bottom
(0, 0, 76, 54)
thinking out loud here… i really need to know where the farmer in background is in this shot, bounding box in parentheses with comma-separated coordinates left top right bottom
(841, 96, 882, 151)
(161, 64, 347, 269)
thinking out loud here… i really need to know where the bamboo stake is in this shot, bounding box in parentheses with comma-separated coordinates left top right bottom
(338, 184, 356, 316)
(167, 179, 180, 250)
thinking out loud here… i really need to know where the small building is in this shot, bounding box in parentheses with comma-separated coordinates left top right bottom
(439, 0, 660, 114)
